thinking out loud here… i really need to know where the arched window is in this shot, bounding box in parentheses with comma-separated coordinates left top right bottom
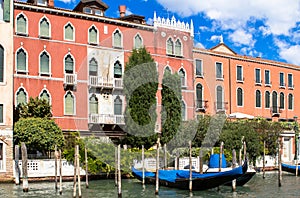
(40, 51, 50, 75)
(89, 94, 98, 114)
(114, 96, 122, 115)
(16, 48, 27, 72)
(113, 30, 122, 48)
(64, 54, 74, 74)
(40, 89, 50, 104)
(134, 34, 143, 49)
(16, 88, 27, 106)
(164, 66, 171, 74)
(88, 26, 98, 44)
(175, 39, 182, 56)
(0, 45, 3, 82)
(280, 92, 284, 109)
(196, 84, 203, 108)
(64, 23, 74, 41)
(16, 14, 27, 34)
(178, 68, 186, 87)
(181, 100, 186, 121)
(216, 85, 223, 110)
(64, 91, 75, 115)
(114, 61, 122, 78)
(255, 90, 261, 108)
(166, 38, 174, 55)
(89, 58, 98, 76)
(265, 91, 270, 108)
(288, 94, 293, 110)
(272, 91, 278, 110)
(237, 88, 243, 106)
(39, 17, 50, 38)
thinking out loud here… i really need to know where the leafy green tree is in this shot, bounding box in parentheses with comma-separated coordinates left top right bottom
(160, 71, 182, 145)
(122, 47, 158, 149)
(15, 97, 52, 122)
(14, 117, 64, 155)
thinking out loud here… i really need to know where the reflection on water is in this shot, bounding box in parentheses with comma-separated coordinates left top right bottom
(0, 172, 300, 198)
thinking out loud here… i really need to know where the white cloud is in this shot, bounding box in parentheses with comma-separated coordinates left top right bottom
(275, 39, 300, 65)
(228, 29, 255, 47)
(156, 0, 300, 35)
(194, 41, 205, 49)
(57, 0, 75, 4)
(210, 35, 222, 43)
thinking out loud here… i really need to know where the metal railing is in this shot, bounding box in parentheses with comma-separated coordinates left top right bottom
(89, 114, 125, 125)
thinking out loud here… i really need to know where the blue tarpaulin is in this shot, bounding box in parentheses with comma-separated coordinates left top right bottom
(209, 154, 227, 168)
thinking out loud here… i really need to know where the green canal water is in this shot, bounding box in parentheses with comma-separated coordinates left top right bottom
(0, 172, 300, 198)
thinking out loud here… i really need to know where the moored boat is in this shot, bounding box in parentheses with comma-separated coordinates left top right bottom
(281, 163, 300, 175)
(132, 159, 248, 191)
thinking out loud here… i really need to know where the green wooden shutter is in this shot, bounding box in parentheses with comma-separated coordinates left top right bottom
(0, 46, 3, 82)
(17, 49, 26, 71)
(3, 0, 10, 22)
(17, 15, 26, 34)
(65, 25, 73, 40)
(65, 55, 73, 73)
(0, 104, 3, 123)
(40, 52, 49, 74)
(65, 92, 74, 115)
(265, 91, 270, 108)
(40, 19, 49, 37)
(89, 96, 98, 114)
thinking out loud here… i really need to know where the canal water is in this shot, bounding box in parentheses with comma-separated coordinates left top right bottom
(0, 172, 300, 198)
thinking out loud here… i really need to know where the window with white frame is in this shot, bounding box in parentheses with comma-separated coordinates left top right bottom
(288, 73, 293, 88)
(40, 51, 50, 75)
(88, 26, 98, 44)
(265, 70, 270, 85)
(134, 34, 142, 49)
(195, 59, 203, 77)
(0, 45, 3, 82)
(279, 72, 285, 87)
(114, 96, 122, 115)
(40, 89, 50, 104)
(236, 65, 243, 81)
(16, 48, 27, 73)
(113, 30, 122, 48)
(166, 38, 174, 55)
(272, 91, 277, 110)
(89, 58, 98, 76)
(288, 94, 293, 110)
(64, 54, 74, 74)
(237, 88, 243, 106)
(174, 39, 182, 56)
(39, 18, 50, 38)
(216, 85, 223, 110)
(16, 88, 27, 106)
(89, 94, 98, 114)
(64, 23, 74, 41)
(280, 92, 284, 109)
(255, 68, 261, 84)
(255, 90, 261, 108)
(196, 84, 203, 108)
(265, 91, 270, 108)
(64, 91, 75, 115)
(114, 61, 122, 78)
(181, 100, 186, 121)
(164, 66, 171, 74)
(16, 14, 27, 35)
(216, 62, 223, 79)
(178, 68, 186, 87)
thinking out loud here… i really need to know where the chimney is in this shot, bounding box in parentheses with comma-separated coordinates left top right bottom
(119, 5, 126, 18)
(48, 0, 54, 7)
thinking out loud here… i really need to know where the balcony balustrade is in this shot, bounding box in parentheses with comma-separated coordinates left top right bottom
(89, 114, 125, 125)
(64, 73, 77, 88)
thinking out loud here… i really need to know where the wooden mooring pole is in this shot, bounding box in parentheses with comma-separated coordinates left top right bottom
(164, 144, 167, 170)
(77, 145, 82, 198)
(219, 142, 224, 172)
(21, 142, 28, 192)
(278, 138, 282, 187)
(117, 144, 122, 198)
(115, 146, 118, 187)
(263, 140, 266, 179)
(232, 149, 237, 192)
(73, 145, 77, 198)
(15, 145, 20, 185)
(142, 145, 145, 185)
(199, 149, 203, 174)
(189, 141, 193, 193)
(55, 145, 58, 190)
(155, 138, 160, 195)
(85, 146, 89, 188)
(59, 149, 62, 195)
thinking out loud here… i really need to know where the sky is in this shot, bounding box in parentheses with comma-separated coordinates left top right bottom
(53, 0, 300, 66)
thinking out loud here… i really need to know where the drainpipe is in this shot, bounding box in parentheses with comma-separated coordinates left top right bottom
(229, 58, 232, 114)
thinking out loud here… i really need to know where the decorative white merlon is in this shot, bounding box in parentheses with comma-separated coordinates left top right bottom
(153, 12, 193, 34)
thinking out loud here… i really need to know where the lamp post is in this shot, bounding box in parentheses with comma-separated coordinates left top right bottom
(294, 116, 299, 161)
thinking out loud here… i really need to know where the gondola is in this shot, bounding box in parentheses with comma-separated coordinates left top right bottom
(132, 159, 248, 191)
(281, 163, 300, 175)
